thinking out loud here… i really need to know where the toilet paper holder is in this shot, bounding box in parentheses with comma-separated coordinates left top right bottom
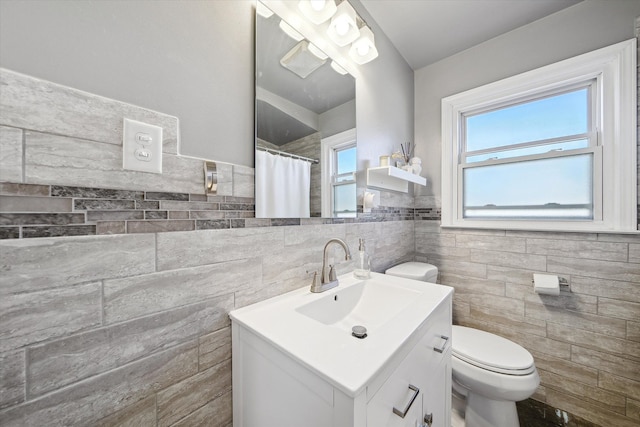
(531, 276, 569, 288)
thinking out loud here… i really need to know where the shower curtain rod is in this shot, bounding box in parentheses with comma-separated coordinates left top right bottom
(257, 146, 319, 164)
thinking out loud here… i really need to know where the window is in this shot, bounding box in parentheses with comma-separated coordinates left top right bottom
(462, 85, 596, 220)
(332, 145, 357, 217)
(321, 128, 357, 217)
(441, 39, 637, 232)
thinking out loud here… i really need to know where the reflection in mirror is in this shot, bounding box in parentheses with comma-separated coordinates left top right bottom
(255, 1, 356, 218)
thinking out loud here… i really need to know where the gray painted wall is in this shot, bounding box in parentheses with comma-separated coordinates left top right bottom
(0, 0, 256, 166)
(414, 0, 640, 199)
(349, 0, 415, 175)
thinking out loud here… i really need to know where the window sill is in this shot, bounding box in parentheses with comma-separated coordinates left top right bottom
(439, 220, 639, 235)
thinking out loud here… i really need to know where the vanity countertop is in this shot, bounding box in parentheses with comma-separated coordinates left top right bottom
(229, 272, 453, 397)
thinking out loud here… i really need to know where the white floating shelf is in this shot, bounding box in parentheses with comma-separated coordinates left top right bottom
(366, 166, 427, 193)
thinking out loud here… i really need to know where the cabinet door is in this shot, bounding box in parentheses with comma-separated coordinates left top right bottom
(415, 302, 452, 427)
(367, 344, 427, 427)
(368, 298, 452, 427)
(423, 352, 451, 427)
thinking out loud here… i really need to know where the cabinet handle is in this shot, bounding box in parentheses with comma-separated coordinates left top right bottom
(392, 384, 420, 418)
(433, 335, 449, 353)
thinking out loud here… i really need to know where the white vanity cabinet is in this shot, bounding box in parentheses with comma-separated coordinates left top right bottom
(365, 297, 451, 427)
(231, 278, 452, 427)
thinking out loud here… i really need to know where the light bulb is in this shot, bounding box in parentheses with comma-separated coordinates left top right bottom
(310, 0, 325, 11)
(356, 42, 370, 56)
(335, 18, 349, 36)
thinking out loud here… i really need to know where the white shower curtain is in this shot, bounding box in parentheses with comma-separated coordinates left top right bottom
(256, 150, 311, 218)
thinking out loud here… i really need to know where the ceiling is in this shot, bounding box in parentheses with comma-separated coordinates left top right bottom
(359, 0, 583, 70)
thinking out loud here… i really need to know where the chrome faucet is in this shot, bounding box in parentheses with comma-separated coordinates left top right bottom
(310, 238, 352, 293)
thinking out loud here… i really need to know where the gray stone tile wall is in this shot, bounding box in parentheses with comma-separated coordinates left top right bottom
(0, 126, 22, 183)
(414, 221, 640, 426)
(0, 220, 414, 425)
(0, 180, 422, 239)
(0, 181, 259, 238)
(0, 69, 418, 425)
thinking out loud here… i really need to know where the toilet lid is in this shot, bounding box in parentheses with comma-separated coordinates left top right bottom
(452, 326, 535, 375)
(385, 262, 437, 281)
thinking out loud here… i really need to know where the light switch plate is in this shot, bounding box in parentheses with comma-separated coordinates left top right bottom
(123, 118, 162, 174)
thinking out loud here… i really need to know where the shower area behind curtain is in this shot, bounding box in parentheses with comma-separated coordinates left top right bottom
(256, 150, 311, 218)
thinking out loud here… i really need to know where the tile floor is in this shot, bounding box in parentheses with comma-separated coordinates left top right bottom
(451, 397, 601, 427)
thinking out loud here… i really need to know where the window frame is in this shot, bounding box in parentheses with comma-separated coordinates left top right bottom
(441, 38, 637, 232)
(321, 128, 357, 218)
(459, 81, 600, 222)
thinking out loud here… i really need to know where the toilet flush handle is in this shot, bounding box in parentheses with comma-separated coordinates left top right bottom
(433, 335, 449, 353)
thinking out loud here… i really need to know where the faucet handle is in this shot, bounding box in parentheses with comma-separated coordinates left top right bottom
(328, 265, 337, 281)
(311, 271, 319, 287)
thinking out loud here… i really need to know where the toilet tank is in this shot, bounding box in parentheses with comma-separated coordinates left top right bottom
(385, 262, 438, 283)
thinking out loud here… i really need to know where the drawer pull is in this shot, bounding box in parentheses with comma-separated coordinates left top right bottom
(392, 384, 420, 418)
(433, 335, 449, 353)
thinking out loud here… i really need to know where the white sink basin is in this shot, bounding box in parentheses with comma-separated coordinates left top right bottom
(295, 279, 420, 331)
(230, 272, 453, 396)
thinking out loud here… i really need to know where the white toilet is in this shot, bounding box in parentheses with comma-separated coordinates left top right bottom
(385, 262, 540, 427)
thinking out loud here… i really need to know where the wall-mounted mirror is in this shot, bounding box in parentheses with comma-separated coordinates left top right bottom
(255, 1, 357, 218)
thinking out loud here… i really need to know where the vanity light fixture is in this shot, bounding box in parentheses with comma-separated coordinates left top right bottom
(330, 60, 349, 75)
(256, 1, 274, 18)
(326, 1, 360, 47)
(298, 0, 337, 25)
(279, 19, 304, 42)
(349, 25, 378, 64)
(308, 42, 329, 60)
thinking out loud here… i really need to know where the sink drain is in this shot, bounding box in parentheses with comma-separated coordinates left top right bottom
(352, 325, 367, 339)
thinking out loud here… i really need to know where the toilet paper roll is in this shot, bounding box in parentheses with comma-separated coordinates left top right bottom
(533, 273, 560, 296)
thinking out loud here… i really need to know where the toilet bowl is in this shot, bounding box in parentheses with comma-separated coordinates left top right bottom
(452, 325, 539, 427)
(385, 262, 540, 427)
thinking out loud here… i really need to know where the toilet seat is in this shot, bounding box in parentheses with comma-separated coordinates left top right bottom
(452, 326, 535, 375)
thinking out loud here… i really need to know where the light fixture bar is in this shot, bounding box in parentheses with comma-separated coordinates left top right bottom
(256, 2, 274, 18)
(279, 20, 304, 42)
(330, 60, 349, 75)
(308, 43, 329, 60)
(298, 0, 337, 25)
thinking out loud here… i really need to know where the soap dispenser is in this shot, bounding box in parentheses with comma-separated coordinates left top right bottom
(354, 238, 371, 279)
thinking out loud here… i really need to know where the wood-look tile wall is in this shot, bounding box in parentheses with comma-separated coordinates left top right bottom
(414, 224, 639, 427)
(0, 221, 415, 426)
(0, 68, 415, 425)
(413, 22, 640, 426)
